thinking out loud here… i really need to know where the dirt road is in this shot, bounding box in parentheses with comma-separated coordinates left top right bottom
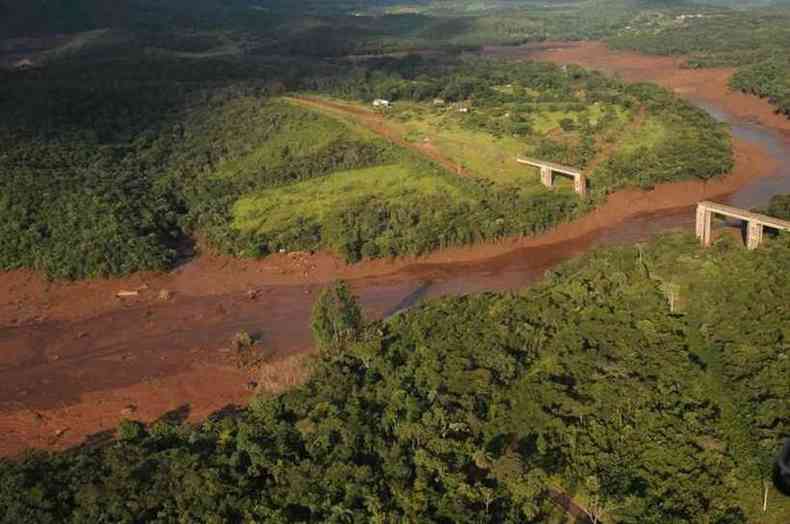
(286, 96, 470, 176)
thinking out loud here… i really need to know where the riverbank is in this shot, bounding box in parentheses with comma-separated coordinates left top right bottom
(0, 43, 786, 457)
(497, 41, 790, 136)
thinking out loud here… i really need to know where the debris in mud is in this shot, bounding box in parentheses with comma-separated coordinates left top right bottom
(245, 381, 258, 391)
(227, 331, 268, 371)
(121, 405, 137, 416)
(54, 428, 69, 438)
(158, 289, 174, 301)
(231, 331, 254, 351)
(116, 290, 139, 298)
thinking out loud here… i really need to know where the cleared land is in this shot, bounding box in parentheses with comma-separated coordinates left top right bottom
(232, 162, 474, 238)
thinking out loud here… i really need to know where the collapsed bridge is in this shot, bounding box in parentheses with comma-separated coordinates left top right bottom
(696, 201, 790, 250)
(516, 156, 587, 197)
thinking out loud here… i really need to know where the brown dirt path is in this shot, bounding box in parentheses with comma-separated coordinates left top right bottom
(286, 96, 469, 176)
(0, 46, 784, 458)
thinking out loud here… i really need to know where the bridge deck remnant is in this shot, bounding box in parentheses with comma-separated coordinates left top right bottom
(696, 200, 790, 249)
(516, 156, 587, 197)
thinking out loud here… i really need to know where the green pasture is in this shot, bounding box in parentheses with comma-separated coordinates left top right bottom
(616, 115, 668, 155)
(232, 162, 473, 236)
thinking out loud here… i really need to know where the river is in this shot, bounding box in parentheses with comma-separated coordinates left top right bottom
(362, 95, 790, 315)
(2, 43, 789, 456)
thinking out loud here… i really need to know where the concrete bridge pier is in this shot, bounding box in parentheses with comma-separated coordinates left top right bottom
(574, 176, 587, 198)
(517, 156, 587, 197)
(696, 200, 790, 250)
(746, 221, 764, 250)
(540, 166, 552, 188)
(695, 205, 712, 247)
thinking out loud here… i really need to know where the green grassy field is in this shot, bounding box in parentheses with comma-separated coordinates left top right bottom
(232, 161, 474, 238)
(614, 115, 668, 156)
(396, 106, 540, 187)
(219, 110, 374, 178)
(390, 99, 631, 191)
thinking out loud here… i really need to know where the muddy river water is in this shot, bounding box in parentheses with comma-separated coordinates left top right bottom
(361, 95, 790, 315)
(1, 42, 789, 456)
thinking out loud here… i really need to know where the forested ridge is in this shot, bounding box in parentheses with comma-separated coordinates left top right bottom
(1, 230, 788, 522)
(3, 1, 789, 116)
(0, 46, 732, 278)
(0, 3, 788, 522)
(607, 5, 790, 116)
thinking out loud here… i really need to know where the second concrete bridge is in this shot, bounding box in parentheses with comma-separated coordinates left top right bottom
(516, 156, 587, 197)
(696, 200, 790, 249)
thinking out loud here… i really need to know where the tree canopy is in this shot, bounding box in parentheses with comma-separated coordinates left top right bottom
(2, 231, 788, 522)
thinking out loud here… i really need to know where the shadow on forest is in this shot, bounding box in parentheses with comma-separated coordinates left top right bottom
(775, 440, 790, 496)
(53, 403, 242, 458)
(79, 429, 115, 451)
(384, 280, 433, 318)
(207, 404, 245, 422)
(155, 404, 192, 426)
(774, 466, 790, 496)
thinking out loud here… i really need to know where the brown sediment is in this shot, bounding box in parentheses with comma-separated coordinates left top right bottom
(0, 43, 785, 458)
(485, 41, 790, 135)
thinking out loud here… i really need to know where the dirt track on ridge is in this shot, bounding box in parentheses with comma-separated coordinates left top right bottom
(0, 42, 785, 457)
(286, 96, 469, 176)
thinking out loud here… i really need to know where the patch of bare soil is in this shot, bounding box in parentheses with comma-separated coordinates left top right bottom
(0, 48, 784, 457)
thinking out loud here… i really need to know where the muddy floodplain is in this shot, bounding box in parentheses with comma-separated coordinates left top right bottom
(1, 41, 789, 457)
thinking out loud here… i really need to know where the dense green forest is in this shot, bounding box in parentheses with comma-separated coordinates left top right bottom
(730, 56, 790, 117)
(607, 5, 790, 115)
(2, 230, 788, 522)
(0, 49, 731, 278)
(763, 193, 790, 219)
(313, 56, 732, 183)
(1, 3, 788, 521)
(0, 1, 637, 45)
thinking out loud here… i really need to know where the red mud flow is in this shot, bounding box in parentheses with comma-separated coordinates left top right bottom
(487, 40, 790, 136)
(0, 42, 785, 457)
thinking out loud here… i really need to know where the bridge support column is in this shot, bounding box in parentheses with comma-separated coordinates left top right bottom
(696, 204, 712, 247)
(746, 220, 763, 250)
(540, 166, 553, 188)
(574, 175, 587, 197)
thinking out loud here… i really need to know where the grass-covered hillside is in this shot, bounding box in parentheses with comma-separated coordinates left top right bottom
(0, 50, 732, 278)
(2, 229, 788, 523)
(319, 58, 732, 192)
